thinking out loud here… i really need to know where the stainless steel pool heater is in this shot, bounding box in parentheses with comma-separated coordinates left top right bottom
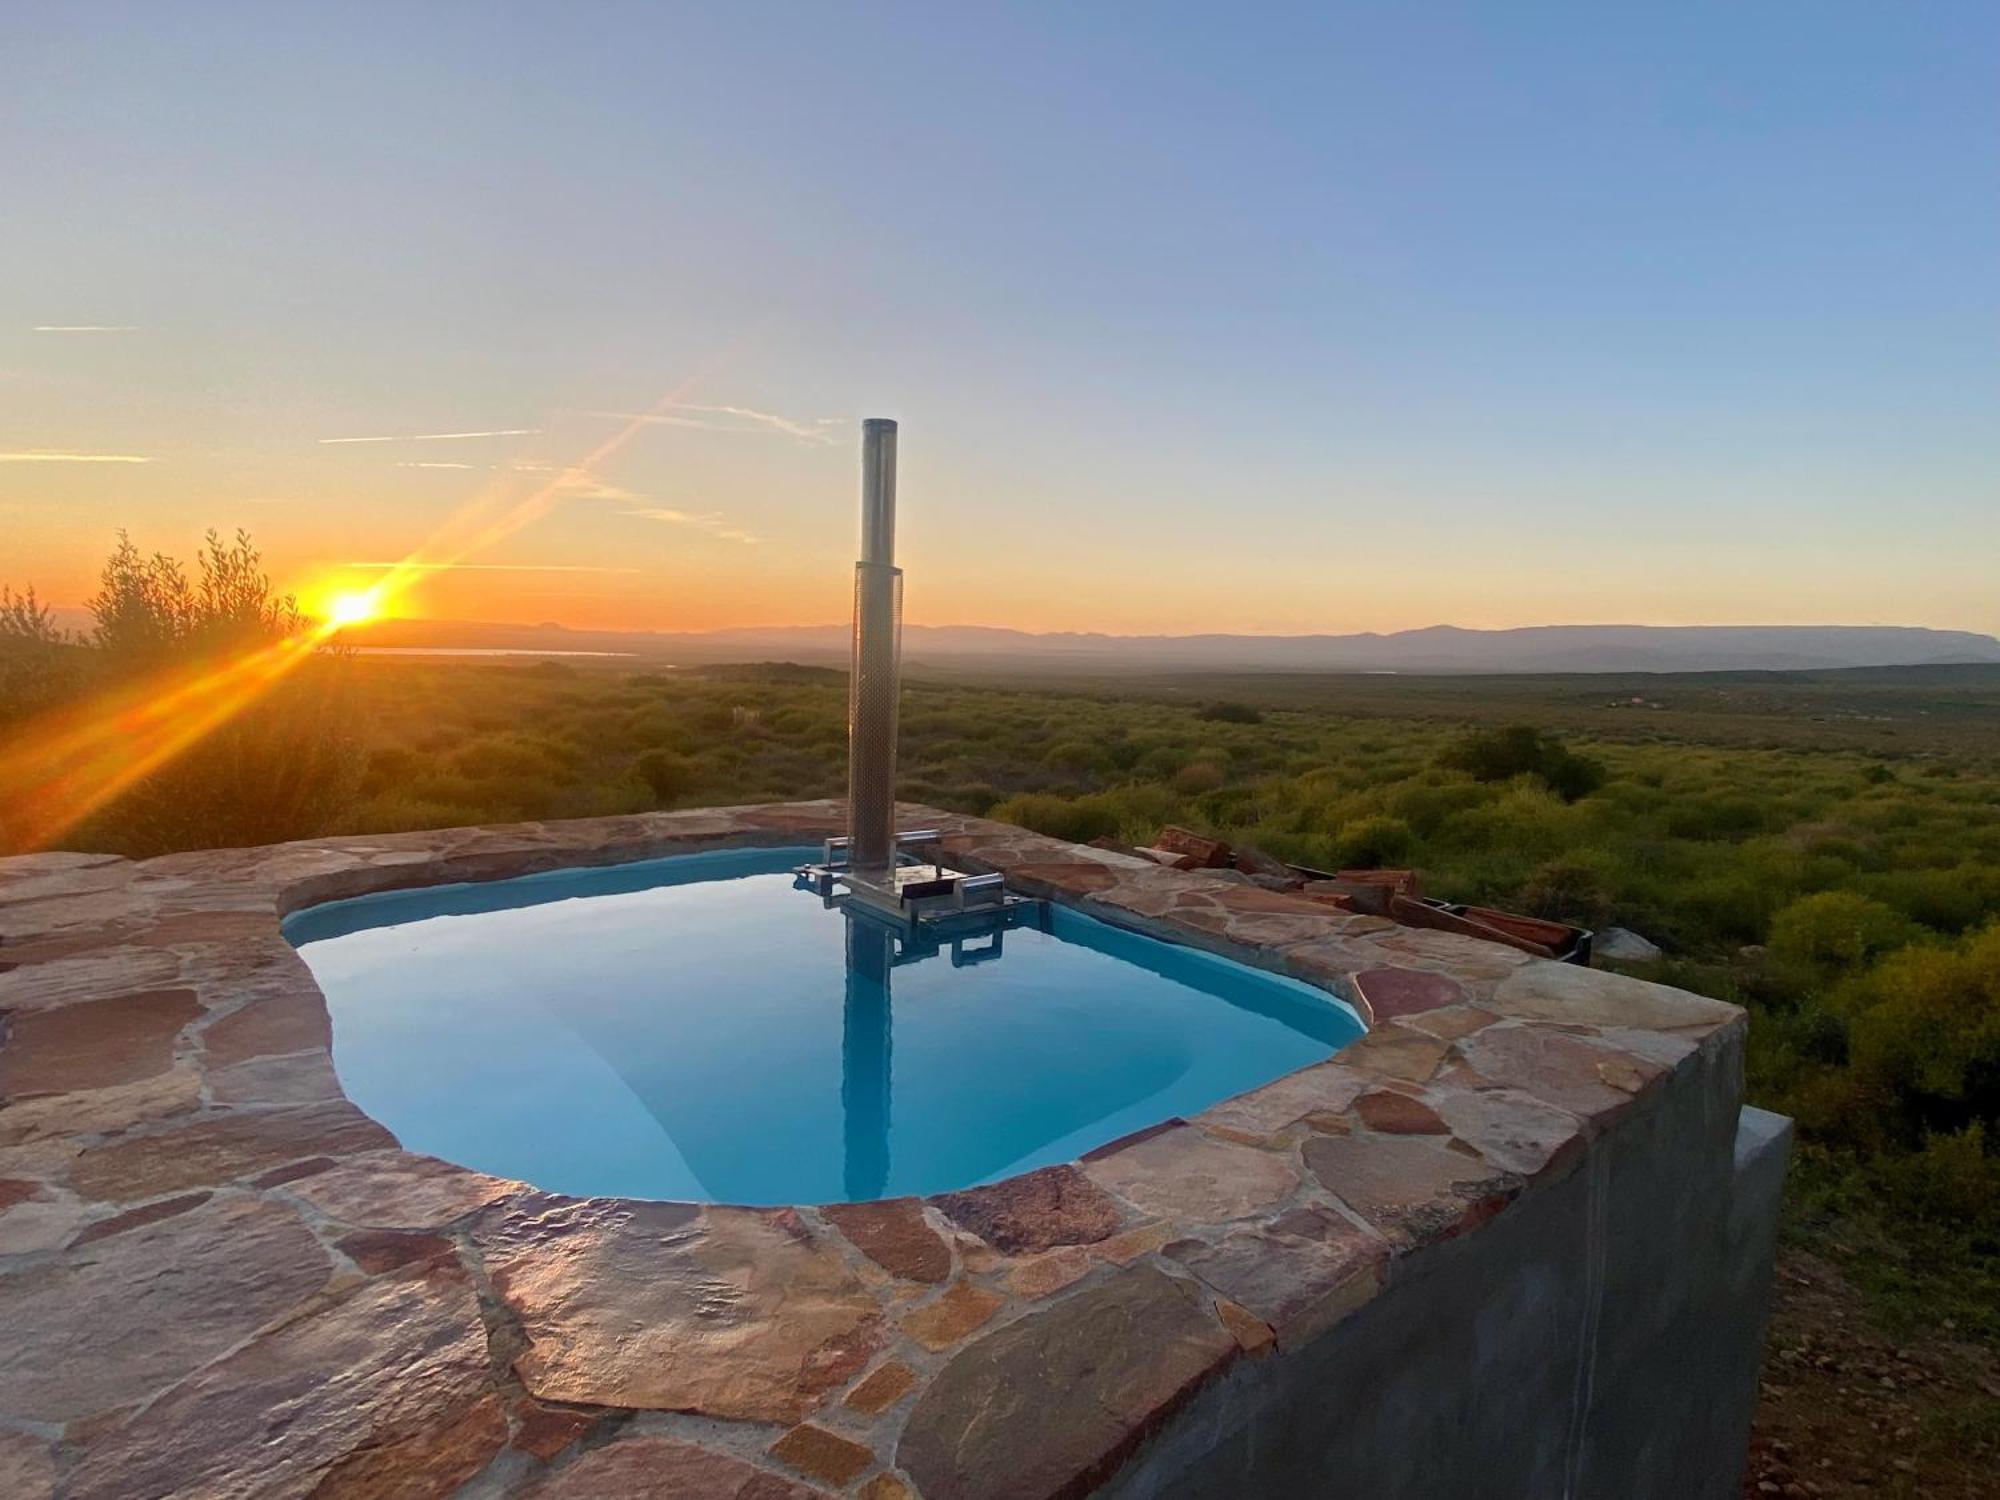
(796, 419, 1035, 936)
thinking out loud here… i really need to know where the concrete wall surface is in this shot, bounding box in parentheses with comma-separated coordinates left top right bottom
(1096, 1035, 1793, 1500)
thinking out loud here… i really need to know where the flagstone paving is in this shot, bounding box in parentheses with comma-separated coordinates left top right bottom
(0, 800, 1745, 1498)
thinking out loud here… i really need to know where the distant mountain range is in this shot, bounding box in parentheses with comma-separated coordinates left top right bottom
(350, 619, 2000, 675)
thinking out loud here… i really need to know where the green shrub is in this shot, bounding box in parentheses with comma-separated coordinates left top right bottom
(1174, 762, 1226, 795)
(989, 793, 1121, 844)
(1196, 700, 1263, 724)
(1769, 891, 1916, 979)
(1439, 724, 1606, 802)
(1335, 814, 1414, 868)
(1837, 923, 2000, 1127)
(634, 748, 699, 804)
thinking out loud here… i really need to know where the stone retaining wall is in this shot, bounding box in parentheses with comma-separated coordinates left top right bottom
(0, 802, 1786, 1499)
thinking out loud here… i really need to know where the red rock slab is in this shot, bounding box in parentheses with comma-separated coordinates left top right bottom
(70, 1189, 212, 1245)
(481, 1199, 883, 1424)
(68, 1102, 396, 1202)
(932, 1164, 1123, 1255)
(1083, 1124, 1299, 1225)
(1353, 966, 1467, 1021)
(1355, 1089, 1450, 1135)
(897, 1264, 1239, 1500)
(1303, 1132, 1520, 1248)
(64, 1263, 500, 1500)
(823, 1197, 952, 1283)
(198, 989, 332, 1065)
(0, 988, 201, 1099)
(522, 1435, 833, 1498)
(1166, 1205, 1389, 1348)
(0, 1195, 330, 1423)
(509, 1401, 599, 1461)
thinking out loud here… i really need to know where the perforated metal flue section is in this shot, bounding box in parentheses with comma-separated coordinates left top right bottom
(847, 558, 902, 871)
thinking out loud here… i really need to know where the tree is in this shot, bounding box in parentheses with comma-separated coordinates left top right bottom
(2, 530, 361, 855)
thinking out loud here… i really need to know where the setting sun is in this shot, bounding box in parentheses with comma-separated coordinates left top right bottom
(327, 590, 381, 628)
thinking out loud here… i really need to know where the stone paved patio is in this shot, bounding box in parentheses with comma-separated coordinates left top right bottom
(0, 801, 1751, 1498)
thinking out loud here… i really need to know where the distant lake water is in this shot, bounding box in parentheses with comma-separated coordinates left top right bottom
(353, 647, 641, 659)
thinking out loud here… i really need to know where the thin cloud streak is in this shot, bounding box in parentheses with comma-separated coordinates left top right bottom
(31, 325, 140, 333)
(590, 401, 836, 445)
(317, 428, 540, 445)
(0, 452, 152, 463)
(622, 505, 760, 545)
(395, 461, 479, 470)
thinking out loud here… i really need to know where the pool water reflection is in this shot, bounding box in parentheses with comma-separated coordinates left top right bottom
(285, 847, 1363, 1205)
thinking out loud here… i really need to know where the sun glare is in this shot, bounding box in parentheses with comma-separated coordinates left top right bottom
(328, 590, 381, 628)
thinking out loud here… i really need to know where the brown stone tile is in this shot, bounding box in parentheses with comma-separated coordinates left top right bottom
(1355, 1089, 1450, 1135)
(1303, 1132, 1519, 1248)
(1337, 1027, 1452, 1084)
(861, 1476, 915, 1500)
(206, 1049, 344, 1105)
(0, 1067, 203, 1150)
(845, 1359, 918, 1415)
(1094, 1219, 1176, 1265)
(523, 1436, 832, 1498)
(1489, 959, 1740, 1032)
(1006, 1245, 1093, 1300)
(897, 1265, 1238, 1500)
(1195, 1061, 1370, 1137)
(69, 1102, 395, 1202)
(65, 1264, 502, 1500)
(70, 1189, 212, 1245)
(1083, 1124, 1298, 1225)
(0, 1195, 330, 1423)
(770, 1423, 875, 1487)
(0, 946, 184, 1011)
(288, 1151, 518, 1230)
(0, 988, 201, 1098)
(1434, 1088, 1586, 1180)
(1457, 1026, 1650, 1121)
(0, 1430, 57, 1500)
(198, 990, 332, 1065)
(1215, 1295, 1276, 1357)
(1167, 1204, 1387, 1348)
(1400, 1005, 1498, 1042)
(932, 1164, 1122, 1254)
(510, 1401, 599, 1461)
(480, 1198, 882, 1423)
(900, 1280, 1005, 1351)
(337, 1228, 458, 1274)
(824, 1197, 951, 1284)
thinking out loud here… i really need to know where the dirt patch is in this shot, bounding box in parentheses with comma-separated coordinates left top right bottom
(1746, 1249, 2000, 1499)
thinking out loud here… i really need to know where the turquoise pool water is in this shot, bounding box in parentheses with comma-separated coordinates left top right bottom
(285, 847, 1362, 1206)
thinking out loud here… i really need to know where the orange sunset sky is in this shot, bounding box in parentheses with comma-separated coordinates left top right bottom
(5, 7, 1996, 639)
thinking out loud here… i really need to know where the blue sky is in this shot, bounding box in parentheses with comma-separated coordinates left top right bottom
(3, 1, 1995, 634)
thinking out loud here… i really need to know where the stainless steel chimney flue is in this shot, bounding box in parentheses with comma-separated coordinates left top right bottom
(847, 419, 902, 875)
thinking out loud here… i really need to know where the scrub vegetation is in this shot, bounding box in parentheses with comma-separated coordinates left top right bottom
(4, 547, 1999, 1485)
